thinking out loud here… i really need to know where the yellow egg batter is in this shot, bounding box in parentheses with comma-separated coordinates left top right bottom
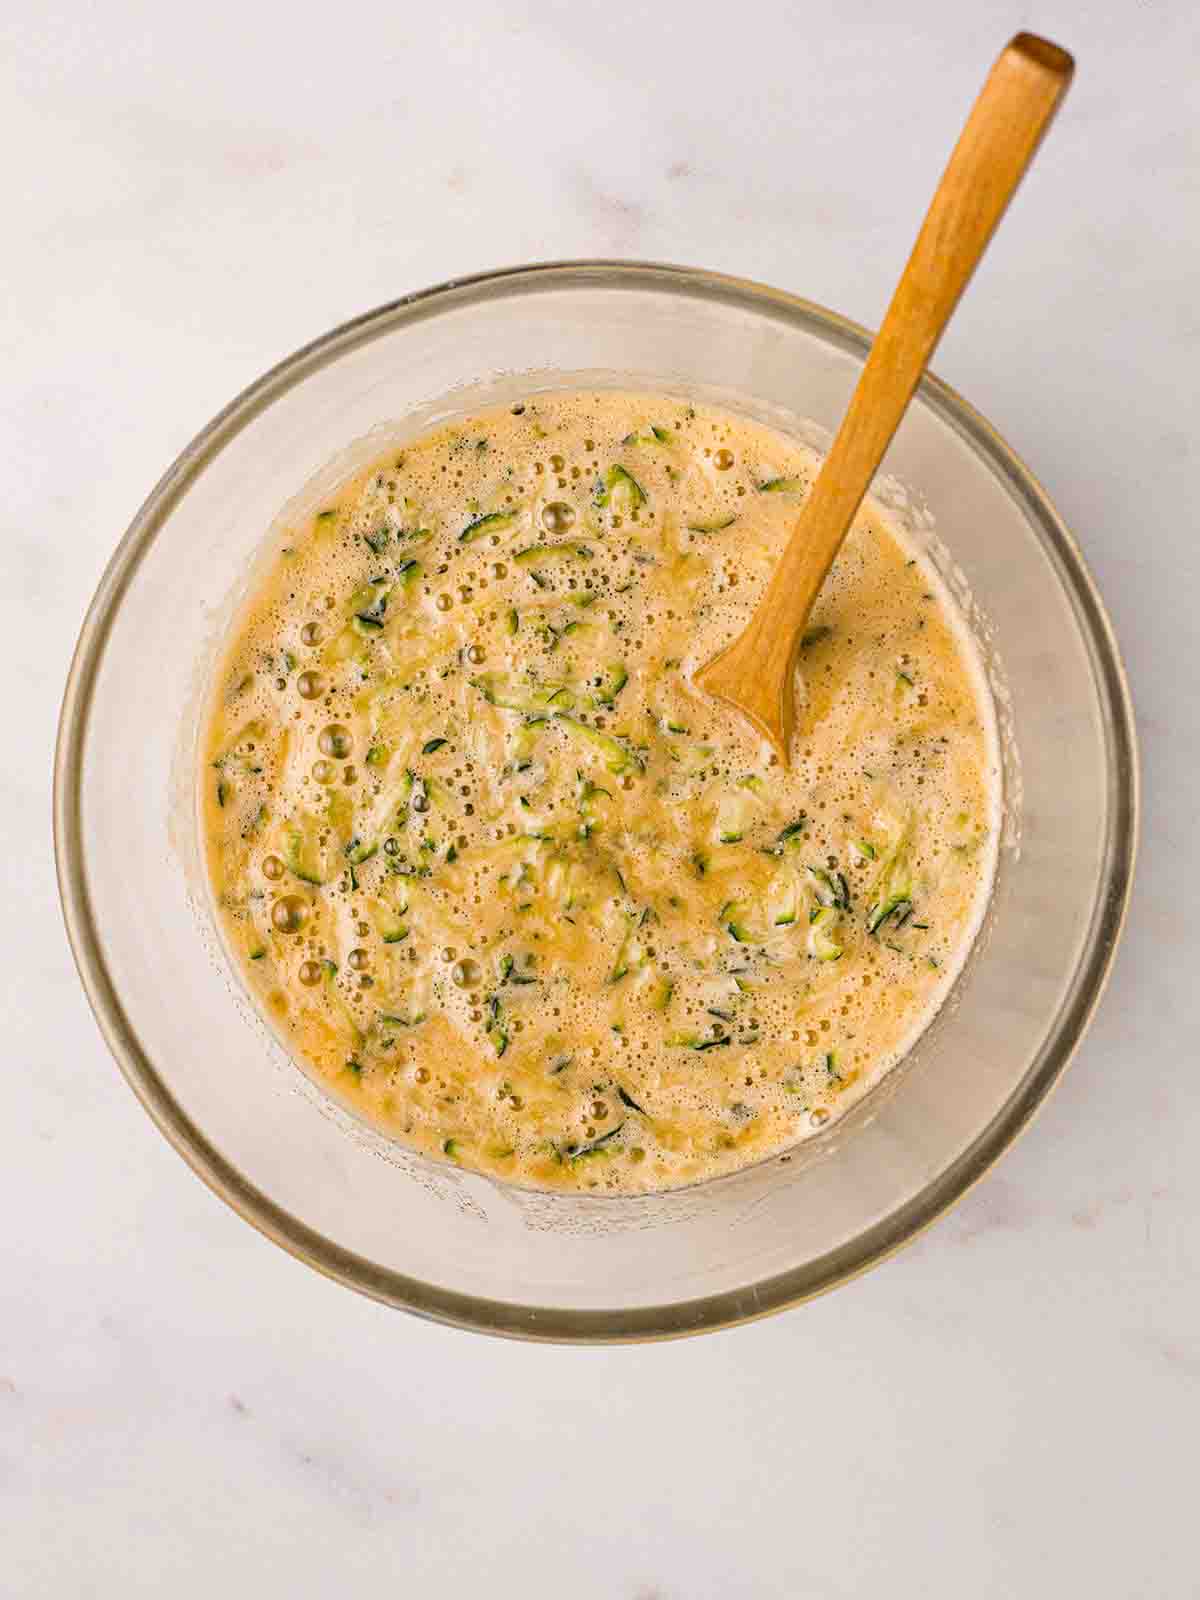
(202, 391, 998, 1192)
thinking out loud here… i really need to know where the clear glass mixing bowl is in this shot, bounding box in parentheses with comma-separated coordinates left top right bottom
(54, 262, 1137, 1341)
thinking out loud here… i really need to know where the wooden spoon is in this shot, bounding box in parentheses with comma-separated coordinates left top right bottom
(695, 33, 1074, 761)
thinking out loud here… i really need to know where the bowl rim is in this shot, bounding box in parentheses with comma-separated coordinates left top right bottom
(53, 259, 1139, 1342)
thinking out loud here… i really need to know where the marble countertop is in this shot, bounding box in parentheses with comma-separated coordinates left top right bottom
(5, 2, 1197, 1594)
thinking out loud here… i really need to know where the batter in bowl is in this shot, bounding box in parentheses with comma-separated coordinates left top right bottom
(202, 391, 998, 1192)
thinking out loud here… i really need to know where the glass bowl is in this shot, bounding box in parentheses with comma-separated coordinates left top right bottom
(54, 262, 1137, 1341)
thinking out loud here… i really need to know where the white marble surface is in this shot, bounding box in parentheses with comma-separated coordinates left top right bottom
(4, 1, 1198, 1593)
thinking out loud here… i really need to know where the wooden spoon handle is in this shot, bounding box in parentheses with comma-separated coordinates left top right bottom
(698, 33, 1073, 754)
(797, 34, 1074, 568)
